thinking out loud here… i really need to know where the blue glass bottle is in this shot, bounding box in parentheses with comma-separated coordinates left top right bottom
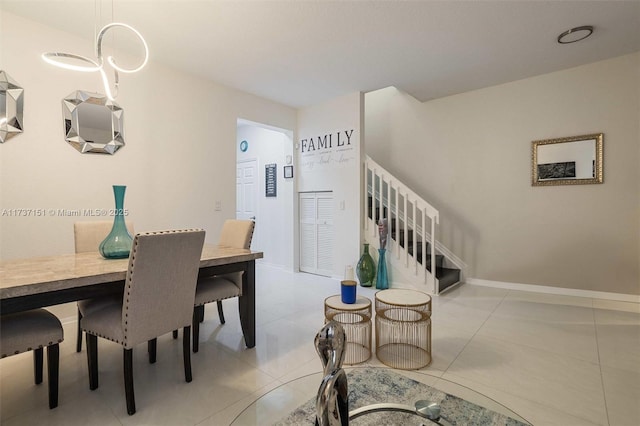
(99, 185, 133, 259)
(376, 248, 389, 290)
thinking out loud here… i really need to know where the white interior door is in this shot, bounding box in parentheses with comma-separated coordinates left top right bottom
(299, 191, 333, 277)
(236, 159, 258, 248)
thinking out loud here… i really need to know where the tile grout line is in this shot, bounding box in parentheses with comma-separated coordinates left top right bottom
(592, 297, 611, 426)
(450, 299, 606, 367)
(439, 288, 511, 379)
(435, 289, 605, 426)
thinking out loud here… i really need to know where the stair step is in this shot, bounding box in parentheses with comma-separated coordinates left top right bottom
(391, 229, 418, 249)
(404, 246, 461, 292)
(411, 249, 444, 270)
(437, 267, 461, 292)
(367, 199, 462, 293)
(368, 195, 387, 222)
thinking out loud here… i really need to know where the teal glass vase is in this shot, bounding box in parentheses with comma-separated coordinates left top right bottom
(356, 243, 376, 287)
(99, 185, 133, 259)
(376, 248, 389, 290)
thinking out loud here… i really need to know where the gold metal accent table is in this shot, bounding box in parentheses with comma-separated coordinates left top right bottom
(324, 295, 372, 365)
(375, 289, 432, 370)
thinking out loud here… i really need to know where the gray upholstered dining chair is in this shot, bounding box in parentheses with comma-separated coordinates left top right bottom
(192, 219, 254, 352)
(80, 229, 205, 415)
(1, 309, 64, 409)
(73, 220, 134, 352)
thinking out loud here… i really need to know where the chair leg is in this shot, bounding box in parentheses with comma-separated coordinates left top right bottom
(148, 338, 157, 364)
(172, 330, 178, 339)
(86, 333, 99, 390)
(192, 306, 203, 353)
(124, 348, 136, 415)
(183, 326, 192, 383)
(76, 309, 83, 352)
(47, 344, 59, 409)
(33, 347, 43, 385)
(217, 300, 225, 324)
(200, 305, 205, 323)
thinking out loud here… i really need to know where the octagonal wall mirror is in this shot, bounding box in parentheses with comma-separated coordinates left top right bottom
(62, 90, 124, 154)
(532, 133, 603, 186)
(0, 70, 25, 143)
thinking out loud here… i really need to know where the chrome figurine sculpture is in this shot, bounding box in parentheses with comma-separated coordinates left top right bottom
(315, 321, 349, 426)
(314, 321, 443, 425)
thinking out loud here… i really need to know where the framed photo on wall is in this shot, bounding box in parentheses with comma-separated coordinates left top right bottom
(265, 163, 277, 197)
(284, 165, 293, 179)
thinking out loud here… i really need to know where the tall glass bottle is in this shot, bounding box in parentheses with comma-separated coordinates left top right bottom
(99, 185, 133, 259)
(376, 248, 389, 290)
(356, 243, 376, 287)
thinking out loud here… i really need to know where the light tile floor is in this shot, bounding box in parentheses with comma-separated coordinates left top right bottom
(1, 264, 639, 425)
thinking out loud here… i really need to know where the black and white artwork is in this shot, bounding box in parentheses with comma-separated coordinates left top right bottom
(265, 163, 277, 197)
(537, 161, 576, 180)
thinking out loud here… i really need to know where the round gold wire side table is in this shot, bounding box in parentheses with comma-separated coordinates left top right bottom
(324, 295, 372, 365)
(375, 289, 432, 370)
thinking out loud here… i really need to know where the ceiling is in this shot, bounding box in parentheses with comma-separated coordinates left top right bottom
(2, 0, 639, 108)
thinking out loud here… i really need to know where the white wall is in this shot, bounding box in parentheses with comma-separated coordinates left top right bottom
(0, 12, 296, 260)
(296, 92, 363, 278)
(366, 53, 640, 295)
(236, 124, 294, 270)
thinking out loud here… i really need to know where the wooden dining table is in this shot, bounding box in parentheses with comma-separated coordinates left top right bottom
(0, 244, 263, 348)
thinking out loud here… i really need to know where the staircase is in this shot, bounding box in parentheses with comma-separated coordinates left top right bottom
(363, 156, 462, 294)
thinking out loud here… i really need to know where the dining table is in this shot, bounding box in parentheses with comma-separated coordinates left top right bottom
(0, 244, 263, 348)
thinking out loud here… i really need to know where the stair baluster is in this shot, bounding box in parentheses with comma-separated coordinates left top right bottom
(364, 156, 462, 294)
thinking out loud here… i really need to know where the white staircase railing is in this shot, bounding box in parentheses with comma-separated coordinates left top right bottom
(364, 156, 441, 294)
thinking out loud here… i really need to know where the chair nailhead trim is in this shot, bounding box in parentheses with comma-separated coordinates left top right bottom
(0, 338, 64, 358)
(2, 339, 61, 358)
(85, 331, 123, 345)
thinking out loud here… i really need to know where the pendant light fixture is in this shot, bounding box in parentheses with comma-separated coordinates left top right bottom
(42, 3, 148, 101)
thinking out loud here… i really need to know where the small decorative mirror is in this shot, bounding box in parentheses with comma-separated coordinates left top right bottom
(62, 90, 124, 154)
(0, 70, 24, 143)
(532, 133, 603, 186)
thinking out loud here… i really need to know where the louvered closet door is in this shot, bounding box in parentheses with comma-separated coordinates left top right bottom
(299, 191, 333, 277)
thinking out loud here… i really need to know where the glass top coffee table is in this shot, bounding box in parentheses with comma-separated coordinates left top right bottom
(231, 366, 531, 425)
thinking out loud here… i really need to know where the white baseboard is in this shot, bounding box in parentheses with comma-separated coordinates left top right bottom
(466, 278, 640, 303)
(256, 259, 291, 271)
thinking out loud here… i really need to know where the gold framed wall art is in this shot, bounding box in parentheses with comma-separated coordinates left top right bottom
(531, 133, 603, 186)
